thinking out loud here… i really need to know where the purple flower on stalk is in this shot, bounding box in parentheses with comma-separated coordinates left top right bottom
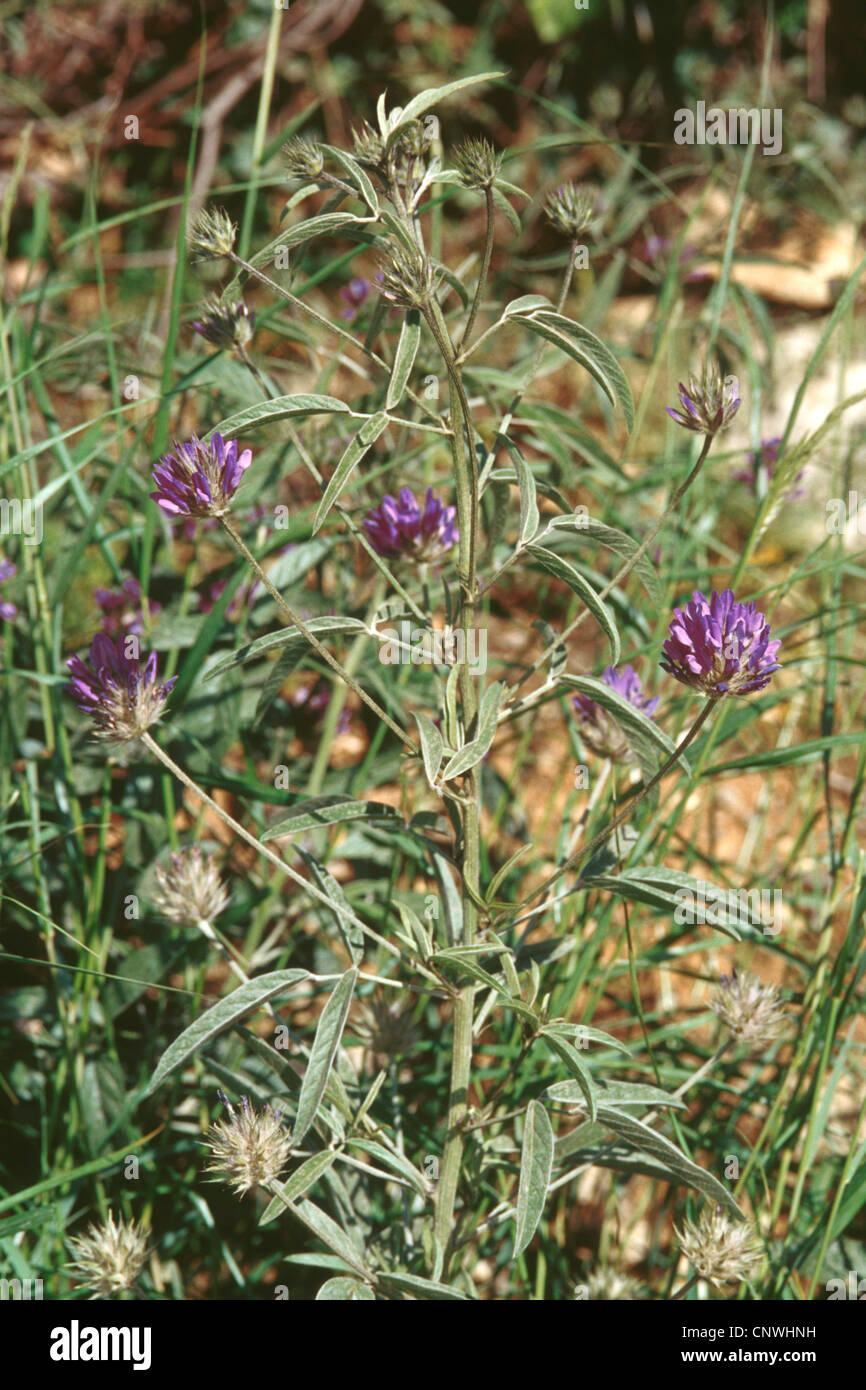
(150, 433, 252, 519)
(0, 558, 17, 621)
(363, 487, 458, 564)
(661, 589, 781, 697)
(66, 633, 176, 741)
(573, 665, 659, 762)
(733, 437, 807, 501)
(666, 360, 740, 436)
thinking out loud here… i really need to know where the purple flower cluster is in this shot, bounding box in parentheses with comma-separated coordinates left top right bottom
(573, 665, 659, 762)
(151, 433, 252, 519)
(733, 437, 807, 501)
(363, 487, 458, 564)
(94, 577, 159, 637)
(661, 589, 781, 697)
(0, 559, 17, 621)
(66, 633, 176, 741)
(666, 361, 740, 436)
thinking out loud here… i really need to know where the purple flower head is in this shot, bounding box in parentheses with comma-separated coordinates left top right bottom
(66, 633, 177, 742)
(93, 577, 160, 637)
(362, 487, 458, 565)
(151, 433, 252, 519)
(733, 437, 807, 501)
(339, 278, 371, 321)
(666, 359, 740, 436)
(573, 665, 659, 762)
(192, 298, 254, 352)
(0, 558, 17, 621)
(661, 589, 781, 697)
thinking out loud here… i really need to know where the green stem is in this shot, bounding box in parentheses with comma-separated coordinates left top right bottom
(218, 512, 416, 753)
(457, 186, 495, 352)
(511, 697, 719, 916)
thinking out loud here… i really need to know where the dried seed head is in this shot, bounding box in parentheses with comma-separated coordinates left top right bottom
(545, 183, 596, 240)
(67, 1213, 149, 1298)
(282, 135, 325, 180)
(582, 1267, 641, 1300)
(192, 297, 255, 352)
(376, 244, 440, 308)
(188, 206, 237, 263)
(454, 137, 503, 190)
(709, 969, 787, 1048)
(153, 847, 229, 927)
(675, 1208, 763, 1290)
(666, 358, 741, 435)
(204, 1093, 293, 1197)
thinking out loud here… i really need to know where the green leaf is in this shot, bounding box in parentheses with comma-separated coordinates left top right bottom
(497, 436, 540, 546)
(297, 849, 365, 966)
(515, 311, 633, 430)
(441, 680, 505, 780)
(388, 71, 506, 138)
(502, 293, 551, 318)
(386, 310, 421, 410)
(204, 617, 366, 682)
(294, 969, 357, 1146)
(375, 1271, 469, 1300)
(559, 674, 689, 779)
(514, 1100, 554, 1258)
(528, 547, 620, 663)
(593, 1105, 743, 1219)
(315, 411, 390, 531)
(259, 1152, 338, 1225)
(546, 1079, 684, 1109)
(541, 1032, 597, 1119)
(531, 310, 634, 430)
(546, 514, 660, 604)
(316, 1276, 375, 1300)
(320, 145, 380, 214)
(414, 711, 444, 785)
(205, 394, 351, 442)
(147, 970, 309, 1094)
(262, 796, 400, 840)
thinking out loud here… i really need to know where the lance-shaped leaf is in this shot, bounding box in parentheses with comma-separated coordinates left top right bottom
(316, 1277, 375, 1301)
(497, 436, 540, 546)
(541, 1031, 597, 1119)
(441, 680, 505, 780)
(297, 848, 364, 965)
(414, 710, 444, 784)
(259, 1151, 338, 1225)
(528, 546, 620, 664)
(387, 71, 506, 141)
(205, 394, 351, 442)
(315, 412, 390, 531)
(375, 1271, 469, 1300)
(147, 970, 309, 1094)
(294, 969, 357, 1146)
(546, 514, 660, 604)
(518, 310, 634, 430)
(546, 1079, 685, 1110)
(502, 293, 552, 318)
(592, 1106, 744, 1219)
(204, 616, 366, 682)
(386, 310, 421, 410)
(559, 674, 690, 779)
(262, 796, 400, 840)
(514, 1100, 554, 1258)
(320, 145, 380, 215)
